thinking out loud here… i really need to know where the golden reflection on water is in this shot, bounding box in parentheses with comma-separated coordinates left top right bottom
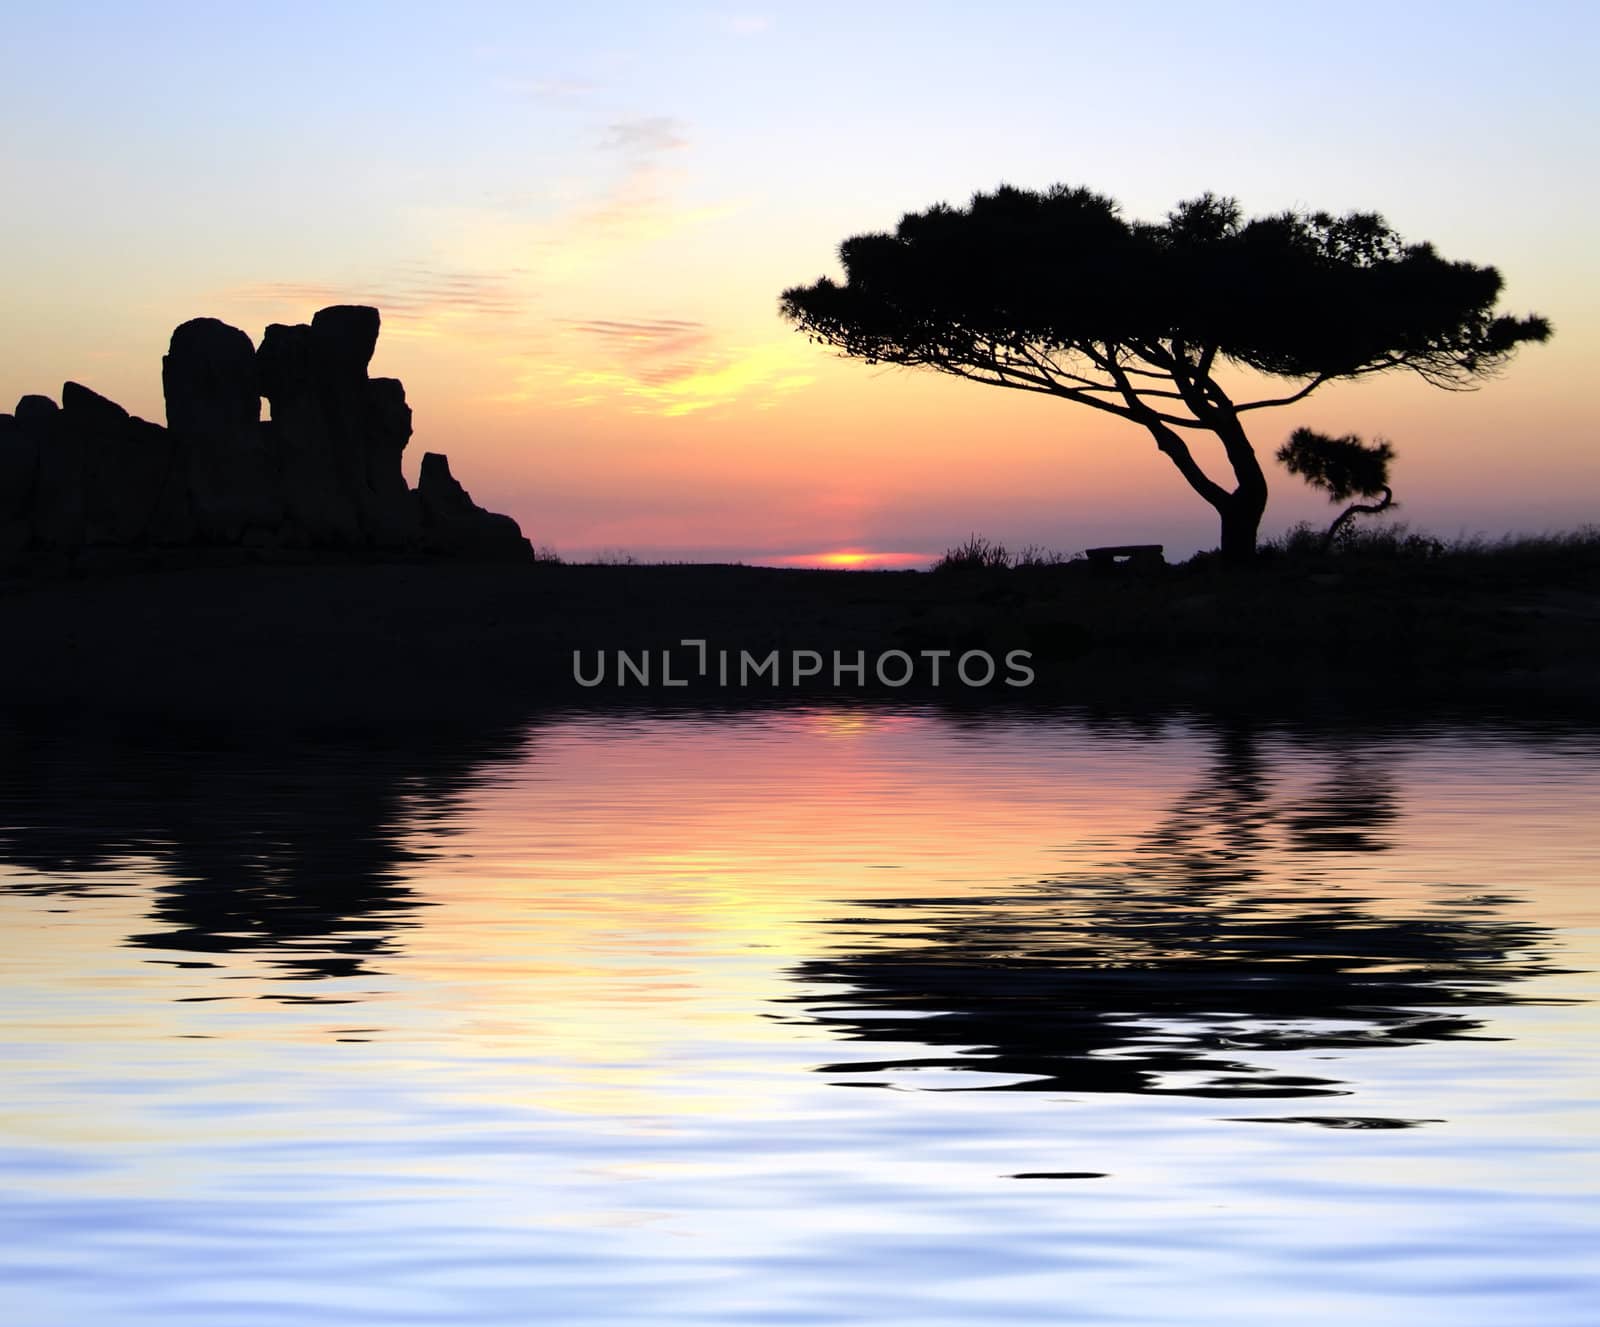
(2, 710, 1596, 1109)
(2, 708, 1599, 1324)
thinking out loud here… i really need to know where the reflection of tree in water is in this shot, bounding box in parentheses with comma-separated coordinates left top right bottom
(791, 721, 1557, 1102)
(0, 713, 529, 982)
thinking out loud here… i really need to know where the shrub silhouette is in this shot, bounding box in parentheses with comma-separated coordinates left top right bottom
(1277, 427, 1398, 551)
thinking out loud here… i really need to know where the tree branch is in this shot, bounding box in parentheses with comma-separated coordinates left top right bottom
(1235, 373, 1334, 412)
(1150, 421, 1231, 510)
(935, 361, 1143, 422)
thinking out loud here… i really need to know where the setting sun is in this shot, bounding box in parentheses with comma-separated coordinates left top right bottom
(775, 549, 932, 569)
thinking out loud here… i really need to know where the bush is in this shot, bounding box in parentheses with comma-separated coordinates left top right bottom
(1447, 526, 1600, 560)
(1013, 544, 1076, 568)
(933, 534, 1013, 572)
(1258, 523, 1600, 565)
(1260, 519, 1440, 560)
(932, 535, 1076, 573)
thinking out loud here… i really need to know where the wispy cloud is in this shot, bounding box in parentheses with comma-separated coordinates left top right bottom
(600, 116, 689, 158)
(531, 315, 814, 416)
(227, 263, 532, 328)
(564, 316, 707, 345)
(563, 317, 715, 384)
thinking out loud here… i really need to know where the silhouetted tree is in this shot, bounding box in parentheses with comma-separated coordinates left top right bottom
(781, 187, 1550, 561)
(1277, 427, 1397, 551)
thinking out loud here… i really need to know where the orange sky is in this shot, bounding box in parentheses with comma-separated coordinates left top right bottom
(2, 6, 1595, 563)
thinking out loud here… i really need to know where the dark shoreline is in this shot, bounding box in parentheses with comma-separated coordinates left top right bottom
(3, 552, 1597, 724)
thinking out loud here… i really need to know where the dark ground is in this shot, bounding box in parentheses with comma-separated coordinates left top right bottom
(2, 546, 1597, 722)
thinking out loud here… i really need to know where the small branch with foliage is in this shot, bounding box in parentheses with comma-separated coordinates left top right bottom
(1276, 428, 1398, 551)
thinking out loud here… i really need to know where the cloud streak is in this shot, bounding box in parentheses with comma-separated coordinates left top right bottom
(542, 315, 814, 416)
(562, 317, 715, 384)
(600, 116, 689, 158)
(227, 263, 531, 326)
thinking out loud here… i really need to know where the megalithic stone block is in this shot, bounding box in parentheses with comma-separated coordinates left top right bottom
(6, 303, 528, 561)
(163, 317, 278, 542)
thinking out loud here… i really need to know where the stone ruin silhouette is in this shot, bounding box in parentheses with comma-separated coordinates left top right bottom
(0, 305, 531, 562)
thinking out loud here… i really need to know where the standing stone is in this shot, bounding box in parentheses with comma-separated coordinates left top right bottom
(57, 383, 177, 547)
(129, 416, 193, 546)
(0, 414, 37, 518)
(0, 414, 37, 554)
(5, 302, 525, 563)
(14, 396, 61, 429)
(62, 382, 136, 545)
(360, 377, 418, 543)
(163, 319, 258, 440)
(416, 452, 532, 561)
(163, 317, 275, 542)
(310, 305, 380, 383)
(259, 320, 360, 545)
(15, 394, 83, 548)
(258, 306, 418, 548)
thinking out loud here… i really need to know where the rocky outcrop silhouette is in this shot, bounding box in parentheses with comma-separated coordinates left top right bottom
(0, 305, 530, 562)
(416, 452, 532, 557)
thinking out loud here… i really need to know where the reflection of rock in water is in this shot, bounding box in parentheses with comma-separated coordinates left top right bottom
(0, 714, 529, 982)
(791, 722, 1559, 1101)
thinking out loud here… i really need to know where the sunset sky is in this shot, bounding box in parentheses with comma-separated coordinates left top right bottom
(3, 2, 1595, 563)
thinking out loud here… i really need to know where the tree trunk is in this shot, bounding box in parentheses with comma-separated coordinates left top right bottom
(1322, 486, 1394, 552)
(1212, 412, 1268, 565)
(1149, 413, 1267, 565)
(1218, 490, 1266, 564)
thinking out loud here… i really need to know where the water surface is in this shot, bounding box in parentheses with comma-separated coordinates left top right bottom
(2, 708, 1597, 1324)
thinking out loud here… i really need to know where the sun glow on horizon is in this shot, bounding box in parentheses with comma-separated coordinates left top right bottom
(770, 550, 931, 570)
